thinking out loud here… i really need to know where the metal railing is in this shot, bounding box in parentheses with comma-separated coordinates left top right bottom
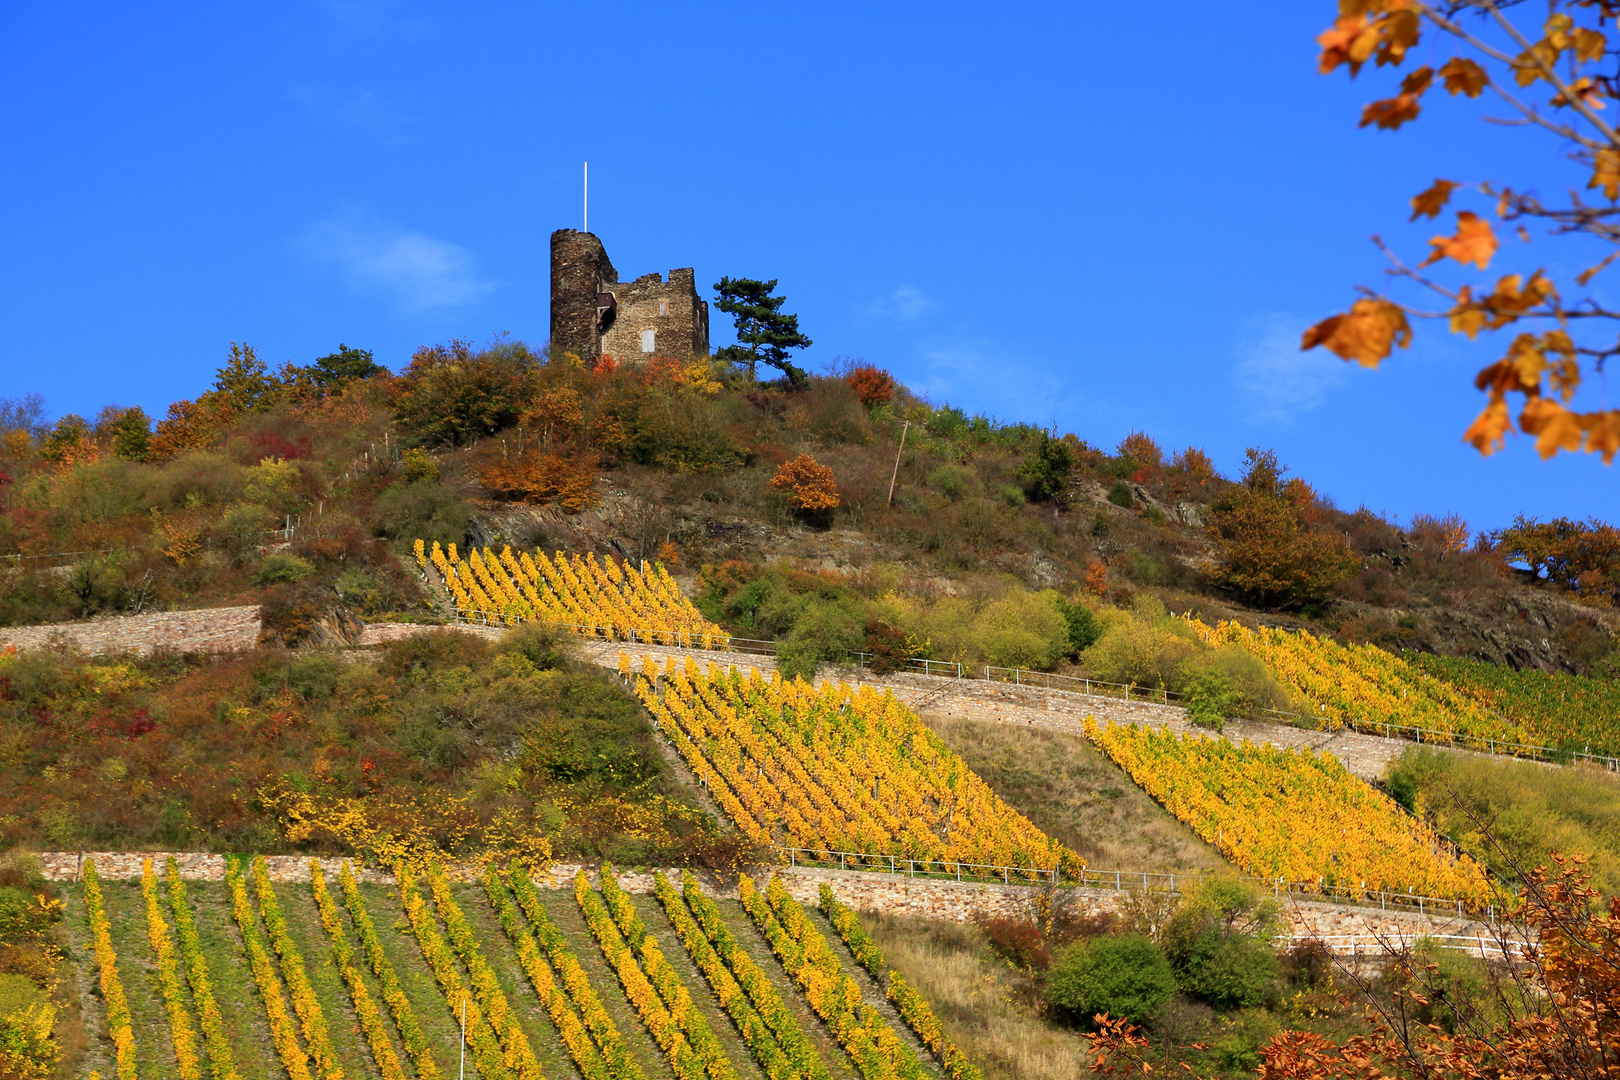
(775, 846, 1060, 886)
(772, 845, 1488, 919)
(1287, 932, 1533, 960)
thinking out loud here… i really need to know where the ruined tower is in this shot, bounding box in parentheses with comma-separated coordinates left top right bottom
(549, 229, 709, 362)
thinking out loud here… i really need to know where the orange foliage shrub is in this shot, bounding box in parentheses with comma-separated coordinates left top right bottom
(768, 454, 840, 511)
(845, 365, 897, 407)
(478, 446, 598, 511)
(1116, 431, 1163, 471)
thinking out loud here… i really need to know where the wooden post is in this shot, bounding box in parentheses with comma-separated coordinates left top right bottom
(886, 421, 911, 505)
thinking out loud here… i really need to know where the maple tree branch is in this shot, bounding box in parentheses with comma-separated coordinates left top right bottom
(1480, 0, 1620, 147)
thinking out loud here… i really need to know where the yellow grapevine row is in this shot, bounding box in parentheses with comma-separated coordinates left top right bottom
(225, 859, 313, 1080)
(653, 870, 825, 1080)
(83, 859, 138, 1080)
(422, 865, 545, 1080)
(507, 863, 641, 1080)
(141, 860, 202, 1080)
(816, 884, 981, 1080)
(675, 870, 829, 1080)
(336, 865, 441, 1080)
(1085, 719, 1491, 903)
(1189, 618, 1521, 744)
(309, 863, 408, 1080)
(630, 654, 1081, 877)
(575, 869, 728, 1080)
(250, 858, 342, 1080)
(741, 875, 924, 1080)
(163, 860, 240, 1080)
(483, 867, 625, 1080)
(419, 539, 729, 645)
(598, 866, 736, 1080)
(397, 869, 514, 1080)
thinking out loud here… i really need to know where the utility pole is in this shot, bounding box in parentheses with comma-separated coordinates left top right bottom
(886, 420, 911, 506)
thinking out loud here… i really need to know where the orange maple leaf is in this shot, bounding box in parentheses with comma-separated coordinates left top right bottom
(1574, 27, 1608, 64)
(1301, 298, 1412, 368)
(1590, 149, 1620, 200)
(1462, 398, 1512, 455)
(1418, 211, 1497, 270)
(1317, 15, 1378, 75)
(1520, 398, 1586, 459)
(1447, 286, 1487, 338)
(1439, 56, 1488, 97)
(1409, 178, 1458, 221)
(1584, 410, 1620, 464)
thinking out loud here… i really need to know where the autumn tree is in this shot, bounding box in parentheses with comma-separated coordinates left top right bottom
(392, 337, 542, 447)
(1488, 512, 1620, 600)
(1206, 448, 1358, 609)
(845, 364, 897, 407)
(1306, 1, 1620, 463)
(713, 277, 813, 386)
(768, 453, 841, 517)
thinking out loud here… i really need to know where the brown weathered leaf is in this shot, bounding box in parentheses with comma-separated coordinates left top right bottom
(1439, 56, 1488, 97)
(1516, 225, 1531, 243)
(1361, 93, 1423, 129)
(1418, 211, 1498, 270)
(1481, 271, 1558, 327)
(1399, 65, 1434, 96)
(1301, 298, 1412, 367)
(1576, 251, 1620, 286)
(1375, 10, 1422, 67)
(1409, 178, 1459, 221)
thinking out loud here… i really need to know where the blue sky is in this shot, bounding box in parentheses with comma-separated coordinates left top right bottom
(1, 3, 1613, 532)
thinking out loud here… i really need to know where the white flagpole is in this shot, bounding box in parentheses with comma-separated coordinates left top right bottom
(583, 161, 588, 233)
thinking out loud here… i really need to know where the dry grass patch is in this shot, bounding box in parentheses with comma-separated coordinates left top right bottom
(920, 714, 1228, 874)
(863, 913, 1090, 1080)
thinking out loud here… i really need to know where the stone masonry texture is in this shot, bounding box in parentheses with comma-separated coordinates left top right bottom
(550, 228, 709, 363)
(0, 605, 262, 657)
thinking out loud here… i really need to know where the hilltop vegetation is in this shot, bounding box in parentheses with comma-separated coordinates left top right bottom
(1, 336, 1616, 682)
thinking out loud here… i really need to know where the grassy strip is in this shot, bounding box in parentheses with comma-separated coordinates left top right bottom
(508, 864, 642, 1077)
(576, 869, 716, 1080)
(739, 875, 922, 1080)
(397, 868, 512, 1080)
(140, 860, 202, 1080)
(163, 862, 242, 1080)
(309, 863, 408, 1080)
(338, 866, 442, 1079)
(816, 888, 884, 982)
(818, 886, 980, 1080)
(485, 867, 623, 1080)
(680, 872, 828, 1080)
(598, 866, 737, 1080)
(84, 859, 139, 1080)
(225, 858, 314, 1080)
(655, 870, 823, 1080)
(249, 858, 343, 1080)
(421, 864, 543, 1080)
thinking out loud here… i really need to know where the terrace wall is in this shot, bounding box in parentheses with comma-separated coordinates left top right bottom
(0, 606, 262, 657)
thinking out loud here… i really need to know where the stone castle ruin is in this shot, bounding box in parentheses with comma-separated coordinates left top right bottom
(550, 229, 709, 363)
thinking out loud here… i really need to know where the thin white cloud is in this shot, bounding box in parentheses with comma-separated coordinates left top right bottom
(1236, 313, 1349, 422)
(287, 85, 413, 143)
(294, 208, 494, 312)
(867, 286, 933, 320)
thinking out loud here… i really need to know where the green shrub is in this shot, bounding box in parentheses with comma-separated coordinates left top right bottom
(1045, 934, 1176, 1024)
(1212, 1009, 1280, 1072)
(926, 464, 977, 503)
(978, 590, 1070, 670)
(400, 447, 440, 484)
(1179, 932, 1279, 1010)
(1057, 598, 1100, 658)
(374, 476, 472, 546)
(1106, 482, 1135, 509)
(998, 484, 1027, 507)
(254, 552, 316, 586)
(777, 600, 865, 680)
(1182, 667, 1235, 731)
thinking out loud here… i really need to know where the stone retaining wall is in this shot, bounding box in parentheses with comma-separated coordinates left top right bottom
(36, 851, 1488, 952)
(0, 606, 262, 657)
